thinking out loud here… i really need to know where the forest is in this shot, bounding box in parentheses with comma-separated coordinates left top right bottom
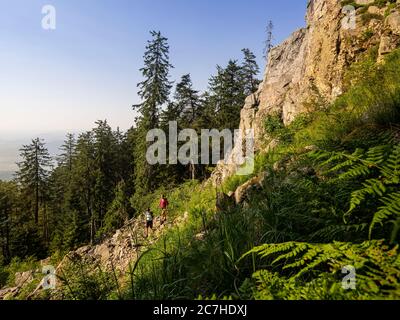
(0, 31, 260, 266)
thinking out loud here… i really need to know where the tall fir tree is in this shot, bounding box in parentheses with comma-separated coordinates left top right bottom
(263, 20, 274, 59)
(241, 48, 260, 95)
(0, 181, 16, 263)
(208, 60, 247, 131)
(73, 132, 96, 244)
(174, 74, 201, 126)
(132, 31, 173, 206)
(93, 120, 118, 231)
(16, 138, 52, 225)
(57, 133, 77, 173)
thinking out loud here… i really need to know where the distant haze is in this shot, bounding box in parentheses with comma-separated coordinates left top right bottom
(0, 131, 68, 180)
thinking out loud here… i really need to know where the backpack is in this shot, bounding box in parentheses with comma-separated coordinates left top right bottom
(145, 211, 153, 221)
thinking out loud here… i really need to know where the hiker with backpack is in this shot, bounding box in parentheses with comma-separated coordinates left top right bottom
(159, 194, 169, 225)
(144, 207, 154, 238)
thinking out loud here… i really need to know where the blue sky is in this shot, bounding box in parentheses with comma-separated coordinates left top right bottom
(0, 0, 308, 135)
(0, 0, 307, 174)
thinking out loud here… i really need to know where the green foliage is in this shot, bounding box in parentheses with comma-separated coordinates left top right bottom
(2, 256, 39, 288)
(58, 256, 119, 300)
(241, 48, 261, 95)
(244, 240, 400, 300)
(362, 29, 374, 42)
(312, 144, 400, 239)
(264, 113, 285, 138)
(361, 12, 384, 24)
(340, 0, 364, 9)
(132, 30, 174, 201)
(374, 0, 397, 8)
(0, 264, 9, 288)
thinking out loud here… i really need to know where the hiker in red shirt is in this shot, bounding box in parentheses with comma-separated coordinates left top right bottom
(159, 194, 169, 225)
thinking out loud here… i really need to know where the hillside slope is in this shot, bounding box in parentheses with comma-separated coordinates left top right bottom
(2, 0, 400, 300)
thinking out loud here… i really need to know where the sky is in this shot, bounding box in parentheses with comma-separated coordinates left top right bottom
(0, 0, 308, 175)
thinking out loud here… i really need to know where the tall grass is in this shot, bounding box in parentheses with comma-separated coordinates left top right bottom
(119, 48, 400, 300)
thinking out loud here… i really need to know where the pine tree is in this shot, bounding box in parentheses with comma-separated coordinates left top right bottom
(174, 74, 201, 126)
(73, 132, 96, 244)
(241, 48, 260, 95)
(16, 138, 52, 225)
(92, 120, 120, 235)
(132, 31, 173, 204)
(133, 31, 173, 127)
(263, 21, 274, 59)
(0, 181, 16, 264)
(58, 133, 77, 173)
(208, 60, 247, 131)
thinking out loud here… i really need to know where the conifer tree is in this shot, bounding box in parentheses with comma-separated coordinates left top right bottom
(208, 60, 247, 131)
(0, 181, 16, 263)
(241, 48, 260, 95)
(174, 74, 201, 126)
(16, 138, 52, 225)
(58, 133, 77, 173)
(263, 20, 274, 59)
(132, 31, 173, 204)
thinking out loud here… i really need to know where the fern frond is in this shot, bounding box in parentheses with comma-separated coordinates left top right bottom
(382, 145, 400, 183)
(272, 243, 309, 265)
(365, 145, 388, 165)
(309, 223, 368, 241)
(247, 240, 399, 288)
(241, 242, 297, 261)
(347, 179, 386, 213)
(337, 164, 371, 180)
(370, 192, 400, 237)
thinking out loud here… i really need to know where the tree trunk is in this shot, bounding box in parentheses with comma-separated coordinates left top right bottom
(35, 145, 39, 224)
(190, 161, 196, 180)
(2, 207, 11, 264)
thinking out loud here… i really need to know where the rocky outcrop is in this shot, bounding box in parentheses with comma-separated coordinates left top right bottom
(0, 213, 189, 300)
(212, 0, 400, 185)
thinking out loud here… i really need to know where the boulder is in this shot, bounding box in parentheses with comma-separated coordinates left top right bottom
(386, 11, 400, 35)
(14, 271, 34, 288)
(234, 172, 267, 205)
(379, 35, 397, 59)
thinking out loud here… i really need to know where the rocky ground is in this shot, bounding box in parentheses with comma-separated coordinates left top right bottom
(0, 212, 189, 300)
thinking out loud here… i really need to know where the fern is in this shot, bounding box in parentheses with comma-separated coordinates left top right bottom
(371, 192, 400, 234)
(309, 223, 368, 242)
(381, 145, 400, 183)
(311, 144, 400, 239)
(245, 240, 400, 299)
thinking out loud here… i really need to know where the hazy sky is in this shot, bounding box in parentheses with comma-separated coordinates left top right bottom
(0, 0, 308, 174)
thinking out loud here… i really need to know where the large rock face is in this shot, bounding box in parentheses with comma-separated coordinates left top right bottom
(211, 0, 400, 185)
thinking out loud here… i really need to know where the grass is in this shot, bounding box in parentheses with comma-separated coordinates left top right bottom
(116, 47, 400, 300)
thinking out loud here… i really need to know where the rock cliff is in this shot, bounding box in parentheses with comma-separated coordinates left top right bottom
(212, 0, 400, 184)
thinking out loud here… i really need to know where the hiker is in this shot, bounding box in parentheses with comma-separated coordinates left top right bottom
(144, 208, 154, 238)
(159, 194, 169, 225)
